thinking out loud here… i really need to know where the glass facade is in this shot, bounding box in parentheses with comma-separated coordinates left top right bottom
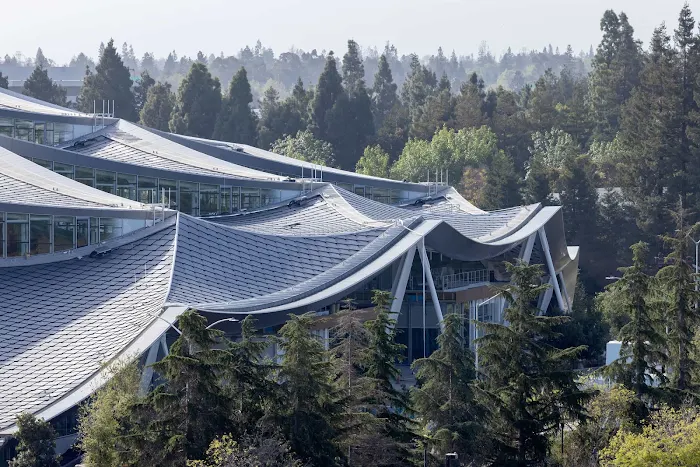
(0, 213, 149, 258)
(0, 117, 95, 145)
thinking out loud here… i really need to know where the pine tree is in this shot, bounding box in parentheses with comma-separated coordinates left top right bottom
(401, 54, 437, 121)
(589, 10, 643, 141)
(342, 39, 365, 94)
(34, 47, 48, 68)
(273, 313, 341, 466)
(214, 67, 258, 144)
(169, 62, 221, 138)
(480, 151, 521, 210)
(22, 65, 67, 106)
(133, 70, 155, 113)
(9, 413, 60, 467)
(606, 243, 666, 405)
(454, 72, 485, 129)
(372, 54, 399, 130)
(140, 82, 175, 131)
(0, 72, 8, 89)
(617, 24, 682, 237)
(363, 290, 416, 465)
(290, 77, 312, 125)
(522, 154, 555, 205)
(77, 39, 137, 121)
(144, 310, 233, 464)
(310, 52, 343, 140)
(257, 86, 307, 149)
(476, 261, 588, 466)
(656, 202, 700, 396)
(412, 312, 482, 463)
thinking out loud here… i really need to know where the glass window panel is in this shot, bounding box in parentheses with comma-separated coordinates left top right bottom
(138, 176, 158, 204)
(116, 173, 137, 200)
(34, 122, 45, 145)
(53, 123, 74, 144)
(240, 187, 260, 211)
(337, 182, 353, 192)
(0, 117, 13, 138)
(260, 188, 280, 206)
(0, 212, 4, 257)
(54, 216, 75, 252)
(220, 187, 231, 215)
(199, 184, 219, 216)
(89, 217, 99, 244)
(95, 170, 116, 194)
(159, 179, 178, 209)
(179, 181, 199, 216)
(75, 166, 95, 187)
(373, 188, 390, 204)
(6, 213, 28, 257)
(231, 187, 240, 212)
(354, 186, 365, 197)
(32, 158, 52, 170)
(14, 120, 33, 141)
(77, 218, 89, 247)
(30, 214, 51, 255)
(53, 162, 74, 179)
(99, 218, 123, 242)
(390, 189, 402, 205)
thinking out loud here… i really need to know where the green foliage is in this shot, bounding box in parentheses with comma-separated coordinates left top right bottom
(271, 129, 336, 167)
(310, 52, 343, 141)
(9, 413, 60, 467)
(356, 145, 390, 178)
(77, 359, 142, 467)
(604, 243, 667, 403)
(257, 86, 306, 149)
(22, 65, 67, 106)
(0, 71, 8, 89)
(601, 406, 700, 467)
(412, 313, 482, 463)
(476, 261, 588, 466)
(480, 150, 521, 210)
(274, 313, 341, 466)
(214, 67, 258, 144)
(170, 62, 221, 138)
(77, 39, 136, 121)
(188, 432, 304, 467)
(372, 54, 399, 131)
(133, 69, 155, 113)
(139, 82, 174, 131)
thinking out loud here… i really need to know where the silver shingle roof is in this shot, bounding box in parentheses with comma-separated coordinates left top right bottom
(0, 145, 149, 210)
(0, 221, 176, 430)
(60, 121, 286, 181)
(0, 87, 92, 118)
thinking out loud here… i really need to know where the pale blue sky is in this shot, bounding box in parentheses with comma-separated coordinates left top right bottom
(2, 0, 688, 64)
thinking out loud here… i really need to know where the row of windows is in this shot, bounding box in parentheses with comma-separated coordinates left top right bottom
(0, 117, 96, 146)
(0, 213, 148, 258)
(29, 158, 282, 216)
(336, 183, 405, 204)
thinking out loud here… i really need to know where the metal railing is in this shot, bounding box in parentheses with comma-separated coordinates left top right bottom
(408, 269, 491, 291)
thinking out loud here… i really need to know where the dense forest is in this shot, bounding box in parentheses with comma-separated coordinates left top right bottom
(9, 5, 700, 466)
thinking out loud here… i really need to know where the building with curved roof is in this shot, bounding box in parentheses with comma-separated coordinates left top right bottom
(0, 90, 579, 463)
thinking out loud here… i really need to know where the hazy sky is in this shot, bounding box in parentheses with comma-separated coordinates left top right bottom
(2, 0, 688, 64)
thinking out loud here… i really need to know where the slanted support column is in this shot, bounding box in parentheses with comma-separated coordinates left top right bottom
(558, 271, 572, 311)
(139, 334, 167, 395)
(539, 276, 555, 315)
(519, 232, 537, 264)
(538, 227, 567, 312)
(389, 246, 417, 323)
(418, 240, 444, 330)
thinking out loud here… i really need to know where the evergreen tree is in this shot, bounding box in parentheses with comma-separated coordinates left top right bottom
(169, 62, 221, 138)
(34, 47, 48, 68)
(410, 87, 455, 140)
(257, 86, 307, 149)
(133, 69, 155, 113)
(454, 72, 486, 129)
(617, 24, 682, 237)
(140, 82, 175, 131)
(476, 261, 588, 466)
(9, 413, 60, 467)
(656, 203, 700, 396)
(342, 39, 365, 94)
(412, 313, 482, 463)
(214, 67, 258, 144)
(522, 154, 555, 205)
(77, 39, 137, 121)
(372, 54, 399, 130)
(605, 243, 666, 405)
(144, 310, 233, 464)
(22, 65, 67, 106)
(589, 10, 643, 141)
(363, 290, 416, 464)
(273, 313, 341, 466)
(0, 72, 8, 89)
(310, 52, 343, 140)
(290, 77, 312, 125)
(401, 54, 437, 121)
(480, 151, 521, 210)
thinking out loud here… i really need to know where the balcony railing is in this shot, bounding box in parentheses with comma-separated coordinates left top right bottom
(409, 269, 491, 291)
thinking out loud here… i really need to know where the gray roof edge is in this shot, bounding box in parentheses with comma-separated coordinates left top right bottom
(0, 107, 111, 126)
